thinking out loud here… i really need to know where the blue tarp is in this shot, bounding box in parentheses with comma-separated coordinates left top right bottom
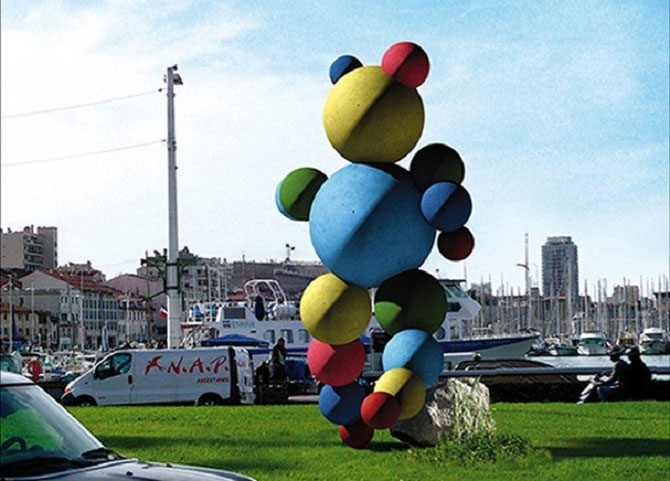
(201, 334, 270, 347)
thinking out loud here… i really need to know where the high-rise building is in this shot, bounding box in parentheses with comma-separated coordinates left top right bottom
(541, 236, 579, 305)
(1, 226, 58, 271)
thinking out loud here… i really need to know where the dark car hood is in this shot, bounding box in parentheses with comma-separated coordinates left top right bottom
(13, 459, 255, 481)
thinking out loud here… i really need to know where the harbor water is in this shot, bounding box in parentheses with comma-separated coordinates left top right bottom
(529, 354, 670, 380)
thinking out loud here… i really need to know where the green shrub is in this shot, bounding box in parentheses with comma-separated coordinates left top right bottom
(399, 433, 533, 465)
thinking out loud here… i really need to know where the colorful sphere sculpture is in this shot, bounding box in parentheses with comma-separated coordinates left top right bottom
(276, 41, 477, 448)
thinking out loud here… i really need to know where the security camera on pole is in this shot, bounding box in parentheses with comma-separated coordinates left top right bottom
(165, 65, 183, 349)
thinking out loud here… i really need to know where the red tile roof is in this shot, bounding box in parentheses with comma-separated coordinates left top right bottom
(40, 270, 122, 295)
(0, 302, 31, 313)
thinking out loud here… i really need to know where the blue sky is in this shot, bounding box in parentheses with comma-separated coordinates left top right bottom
(1, 0, 668, 295)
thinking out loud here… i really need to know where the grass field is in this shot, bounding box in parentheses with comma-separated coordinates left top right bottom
(70, 402, 670, 481)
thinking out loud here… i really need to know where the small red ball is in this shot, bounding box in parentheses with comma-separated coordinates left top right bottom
(360, 392, 401, 430)
(307, 339, 365, 387)
(381, 42, 430, 88)
(437, 227, 475, 261)
(339, 419, 374, 449)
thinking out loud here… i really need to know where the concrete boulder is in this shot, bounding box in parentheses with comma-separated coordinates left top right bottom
(390, 378, 491, 447)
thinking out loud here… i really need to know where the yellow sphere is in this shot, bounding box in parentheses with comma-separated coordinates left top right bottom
(323, 66, 425, 163)
(300, 273, 371, 345)
(374, 367, 426, 420)
(374, 367, 413, 396)
(397, 375, 425, 420)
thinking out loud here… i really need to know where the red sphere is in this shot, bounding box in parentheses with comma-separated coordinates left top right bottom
(339, 419, 374, 449)
(307, 339, 365, 387)
(437, 227, 475, 261)
(360, 392, 401, 430)
(381, 42, 430, 88)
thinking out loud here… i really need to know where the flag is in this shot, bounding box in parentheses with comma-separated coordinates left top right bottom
(159, 306, 168, 319)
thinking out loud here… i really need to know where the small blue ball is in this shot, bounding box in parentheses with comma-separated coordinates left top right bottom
(309, 164, 435, 288)
(420, 182, 472, 232)
(382, 329, 444, 387)
(329, 55, 363, 84)
(275, 180, 296, 220)
(318, 382, 366, 425)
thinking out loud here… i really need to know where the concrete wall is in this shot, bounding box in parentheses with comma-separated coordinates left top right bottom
(1, 233, 26, 269)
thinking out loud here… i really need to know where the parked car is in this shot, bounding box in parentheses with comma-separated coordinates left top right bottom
(61, 347, 255, 406)
(0, 371, 255, 480)
(0, 354, 22, 374)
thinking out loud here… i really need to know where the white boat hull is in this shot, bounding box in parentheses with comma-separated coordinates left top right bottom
(577, 344, 608, 356)
(639, 341, 669, 355)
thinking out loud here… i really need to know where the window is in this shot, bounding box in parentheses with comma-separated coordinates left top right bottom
(263, 330, 276, 344)
(280, 329, 294, 344)
(223, 307, 246, 319)
(434, 327, 446, 340)
(95, 353, 131, 380)
(298, 329, 310, 344)
(447, 302, 461, 313)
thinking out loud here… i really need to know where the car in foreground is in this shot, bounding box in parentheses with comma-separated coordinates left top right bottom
(0, 371, 255, 480)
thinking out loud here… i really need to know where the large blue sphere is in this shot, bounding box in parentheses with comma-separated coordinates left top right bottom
(309, 163, 436, 288)
(382, 329, 444, 387)
(318, 382, 366, 425)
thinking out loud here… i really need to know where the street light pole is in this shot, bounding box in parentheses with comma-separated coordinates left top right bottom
(80, 274, 85, 350)
(8, 275, 13, 351)
(515, 233, 532, 331)
(165, 65, 183, 349)
(126, 292, 130, 343)
(30, 283, 35, 346)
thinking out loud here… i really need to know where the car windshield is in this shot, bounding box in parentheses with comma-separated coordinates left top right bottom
(0, 383, 115, 477)
(0, 356, 21, 374)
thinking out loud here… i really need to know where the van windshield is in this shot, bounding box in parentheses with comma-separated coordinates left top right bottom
(0, 384, 119, 477)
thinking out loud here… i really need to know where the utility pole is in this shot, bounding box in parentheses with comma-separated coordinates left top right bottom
(165, 65, 183, 349)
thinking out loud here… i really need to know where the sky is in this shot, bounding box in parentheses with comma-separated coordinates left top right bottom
(1, 0, 668, 296)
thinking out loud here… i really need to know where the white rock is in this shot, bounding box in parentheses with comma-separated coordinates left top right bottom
(390, 378, 491, 447)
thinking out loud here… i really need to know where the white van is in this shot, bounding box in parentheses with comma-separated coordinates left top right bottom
(61, 347, 255, 407)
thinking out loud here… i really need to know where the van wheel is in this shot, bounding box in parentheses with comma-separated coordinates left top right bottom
(76, 396, 97, 407)
(197, 393, 224, 406)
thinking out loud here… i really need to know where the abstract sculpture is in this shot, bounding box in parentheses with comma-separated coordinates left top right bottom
(276, 41, 476, 448)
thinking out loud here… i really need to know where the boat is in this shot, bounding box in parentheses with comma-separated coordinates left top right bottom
(182, 279, 540, 361)
(639, 327, 670, 355)
(576, 331, 609, 355)
(546, 342, 579, 356)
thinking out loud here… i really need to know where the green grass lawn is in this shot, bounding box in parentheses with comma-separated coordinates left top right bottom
(70, 402, 670, 481)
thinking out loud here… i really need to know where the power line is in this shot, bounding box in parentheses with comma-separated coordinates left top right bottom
(2, 88, 163, 119)
(1, 139, 166, 168)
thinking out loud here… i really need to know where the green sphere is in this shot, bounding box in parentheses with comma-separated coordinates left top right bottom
(410, 143, 465, 192)
(374, 269, 446, 335)
(277, 168, 327, 221)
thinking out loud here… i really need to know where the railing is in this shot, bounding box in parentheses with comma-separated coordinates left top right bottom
(363, 365, 670, 379)
(440, 366, 670, 378)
